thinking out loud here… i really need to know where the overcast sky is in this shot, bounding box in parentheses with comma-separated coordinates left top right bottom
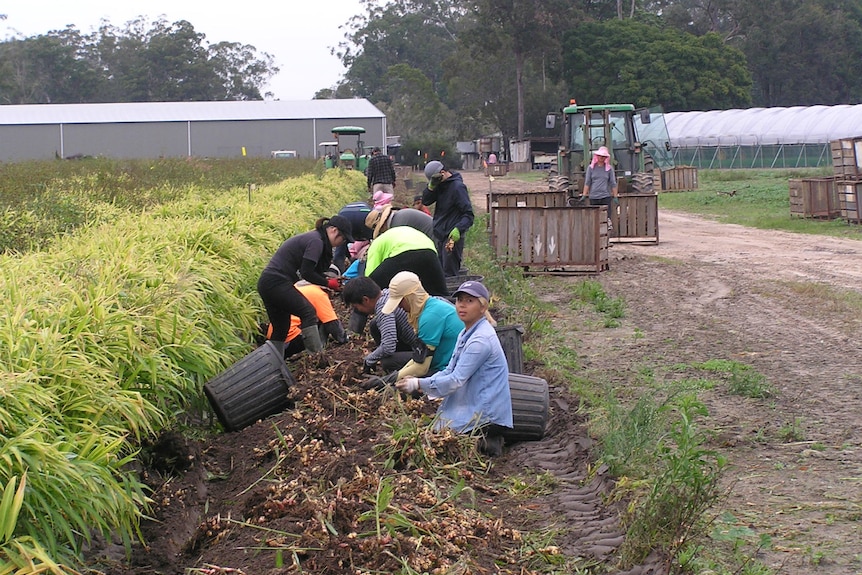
(1, 1, 366, 101)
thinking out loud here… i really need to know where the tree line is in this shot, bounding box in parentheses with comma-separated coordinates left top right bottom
(2, 0, 862, 152)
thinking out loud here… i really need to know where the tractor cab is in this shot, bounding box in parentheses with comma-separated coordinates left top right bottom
(331, 126, 369, 172)
(548, 102, 672, 195)
(319, 141, 339, 169)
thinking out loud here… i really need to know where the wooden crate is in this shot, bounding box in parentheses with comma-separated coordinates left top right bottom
(661, 166, 699, 191)
(788, 177, 839, 219)
(487, 191, 569, 209)
(484, 163, 509, 177)
(610, 194, 659, 243)
(491, 206, 608, 273)
(837, 180, 862, 223)
(830, 138, 862, 180)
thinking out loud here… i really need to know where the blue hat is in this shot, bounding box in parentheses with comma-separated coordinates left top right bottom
(454, 280, 489, 300)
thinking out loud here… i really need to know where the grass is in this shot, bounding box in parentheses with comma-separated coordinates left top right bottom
(0, 162, 365, 573)
(658, 168, 862, 239)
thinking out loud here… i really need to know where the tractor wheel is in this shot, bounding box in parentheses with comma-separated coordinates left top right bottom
(548, 174, 570, 194)
(630, 172, 654, 194)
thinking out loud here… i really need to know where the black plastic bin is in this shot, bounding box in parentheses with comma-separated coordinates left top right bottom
(504, 373, 549, 442)
(204, 341, 296, 432)
(495, 325, 525, 374)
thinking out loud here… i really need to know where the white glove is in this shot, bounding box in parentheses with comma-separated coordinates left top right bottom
(395, 377, 419, 393)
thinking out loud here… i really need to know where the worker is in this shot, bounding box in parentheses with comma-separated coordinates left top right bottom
(364, 204, 434, 241)
(372, 271, 463, 386)
(421, 160, 475, 277)
(341, 276, 418, 373)
(333, 201, 374, 272)
(364, 225, 448, 297)
(366, 147, 397, 196)
(257, 215, 353, 355)
(580, 146, 619, 233)
(395, 279, 512, 457)
(260, 283, 348, 357)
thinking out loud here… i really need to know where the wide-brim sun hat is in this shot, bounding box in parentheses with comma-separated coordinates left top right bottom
(381, 271, 421, 314)
(594, 146, 611, 157)
(364, 204, 393, 239)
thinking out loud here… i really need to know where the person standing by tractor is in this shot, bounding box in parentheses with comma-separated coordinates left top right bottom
(366, 147, 397, 196)
(580, 146, 619, 233)
(421, 161, 474, 277)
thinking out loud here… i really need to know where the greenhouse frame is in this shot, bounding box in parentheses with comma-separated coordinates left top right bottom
(664, 104, 862, 169)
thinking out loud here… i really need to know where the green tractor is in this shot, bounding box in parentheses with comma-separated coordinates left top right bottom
(329, 126, 370, 172)
(546, 102, 673, 202)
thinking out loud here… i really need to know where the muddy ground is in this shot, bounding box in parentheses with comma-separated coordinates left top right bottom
(462, 169, 862, 574)
(91, 169, 862, 575)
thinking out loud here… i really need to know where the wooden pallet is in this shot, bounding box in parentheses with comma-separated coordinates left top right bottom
(610, 194, 659, 244)
(789, 177, 840, 219)
(837, 180, 862, 223)
(661, 166, 699, 191)
(831, 139, 862, 180)
(491, 206, 609, 274)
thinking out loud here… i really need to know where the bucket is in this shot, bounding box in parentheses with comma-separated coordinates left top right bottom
(445, 274, 484, 296)
(204, 341, 296, 432)
(504, 373, 549, 442)
(495, 325, 525, 374)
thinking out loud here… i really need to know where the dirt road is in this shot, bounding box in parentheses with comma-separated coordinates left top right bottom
(461, 170, 862, 573)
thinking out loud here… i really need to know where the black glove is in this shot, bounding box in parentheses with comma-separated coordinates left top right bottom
(362, 360, 376, 375)
(323, 320, 348, 344)
(412, 341, 429, 363)
(382, 371, 399, 385)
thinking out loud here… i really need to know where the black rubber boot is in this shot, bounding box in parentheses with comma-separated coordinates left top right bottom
(300, 326, 324, 353)
(267, 339, 285, 358)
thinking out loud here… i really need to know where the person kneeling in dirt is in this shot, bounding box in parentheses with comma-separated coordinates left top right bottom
(258, 283, 348, 358)
(362, 271, 463, 390)
(341, 277, 418, 374)
(395, 280, 512, 457)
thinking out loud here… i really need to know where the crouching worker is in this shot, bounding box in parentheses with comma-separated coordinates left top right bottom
(395, 280, 512, 457)
(257, 215, 353, 356)
(260, 283, 348, 358)
(363, 271, 463, 389)
(341, 277, 418, 373)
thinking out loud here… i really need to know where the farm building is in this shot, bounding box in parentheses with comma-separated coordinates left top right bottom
(0, 99, 386, 162)
(665, 104, 862, 169)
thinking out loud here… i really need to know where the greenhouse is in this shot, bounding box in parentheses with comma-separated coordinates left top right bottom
(664, 104, 862, 169)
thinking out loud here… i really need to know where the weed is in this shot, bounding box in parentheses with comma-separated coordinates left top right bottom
(568, 279, 625, 330)
(620, 397, 727, 569)
(695, 359, 775, 398)
(777, 417, 806, 442)
(595, 392, 675, 478)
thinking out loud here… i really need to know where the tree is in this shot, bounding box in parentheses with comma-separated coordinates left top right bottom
(0, 28, 105, 104)
(461, 0, 580, 139)
(736, 0, 862, 106)
(334, 0, 463, 102)
(0, 17, 277, 104)
(561, 19, 751, 111)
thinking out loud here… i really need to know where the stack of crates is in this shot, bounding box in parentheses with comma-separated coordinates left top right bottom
(830, 138, 862, 223)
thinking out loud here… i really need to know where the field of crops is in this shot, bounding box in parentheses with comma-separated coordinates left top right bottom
(0, 159, 364, 573)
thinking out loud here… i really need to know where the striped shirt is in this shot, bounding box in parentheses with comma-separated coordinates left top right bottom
(365, 289, 418, 364)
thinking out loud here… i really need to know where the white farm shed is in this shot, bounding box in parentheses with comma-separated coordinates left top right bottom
(0, 99, 386, 162)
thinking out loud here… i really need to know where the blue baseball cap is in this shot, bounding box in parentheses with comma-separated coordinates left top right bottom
(454, 280, 489, 300)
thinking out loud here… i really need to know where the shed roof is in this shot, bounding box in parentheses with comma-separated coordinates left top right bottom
(665, 104, 862, 147)
(0, 99, 385, 126)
